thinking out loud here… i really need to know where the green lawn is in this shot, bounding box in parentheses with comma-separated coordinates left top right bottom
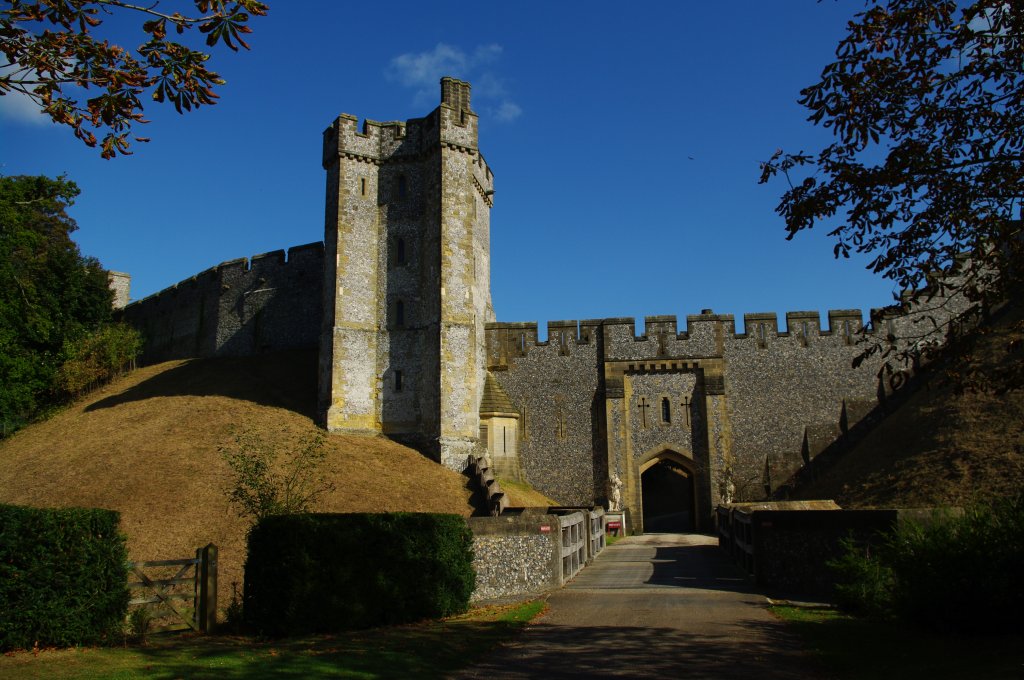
(0, 600, 546, 680)
(772, 605, 1024, 680)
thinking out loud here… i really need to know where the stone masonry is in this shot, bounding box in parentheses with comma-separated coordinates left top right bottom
(120, 78, 969, 530)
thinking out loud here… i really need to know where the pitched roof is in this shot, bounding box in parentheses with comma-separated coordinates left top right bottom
(479, 373, 519, 417)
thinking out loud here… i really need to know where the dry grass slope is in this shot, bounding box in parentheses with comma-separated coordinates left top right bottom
(0, 350, 475, 609)
(793, 304, 1024, 508)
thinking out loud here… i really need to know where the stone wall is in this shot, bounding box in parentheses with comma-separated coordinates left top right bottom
(468, 512, 561, 603)
(718, 507, 900, 599)
(108, 271, 130, 309)
(484, 290, 966, 532)
(121, 242, 323, 363)
(486, 321, 602, 506)
(722, 310, 876, 500)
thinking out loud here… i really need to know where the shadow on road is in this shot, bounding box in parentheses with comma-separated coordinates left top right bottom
(646, 540, 756, 593)
(454, 618, 820, 679)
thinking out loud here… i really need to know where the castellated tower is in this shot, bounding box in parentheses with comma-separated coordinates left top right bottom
(319, 77, 495, 470)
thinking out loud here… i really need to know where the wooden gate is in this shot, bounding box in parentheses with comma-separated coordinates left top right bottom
(127, 543, 217, 633)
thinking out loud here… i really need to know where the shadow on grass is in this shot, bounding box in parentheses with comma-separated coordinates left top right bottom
(85, 350, 318, 418)
(127, 619, 528, 680)
(773, 606, 1024, 680)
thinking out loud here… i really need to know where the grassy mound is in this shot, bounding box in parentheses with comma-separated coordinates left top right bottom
(792, 304, 1024, 508)
(0, 350, 474, 610)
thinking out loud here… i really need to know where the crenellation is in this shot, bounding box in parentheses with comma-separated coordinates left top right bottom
(826, 309, 864, 339)
(248, 249, 286, 274)
(644, 315, 678, 338)
(287, 241, 325, 266)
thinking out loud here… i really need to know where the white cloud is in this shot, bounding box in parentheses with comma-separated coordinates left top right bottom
(386, 43, 522, 123)
(0, 62, 49, 126)
(388, 43, 470, 88)
(0, 90, 49, 125)
(493, 101, 523, 122)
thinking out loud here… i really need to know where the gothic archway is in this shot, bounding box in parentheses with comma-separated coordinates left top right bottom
(638, 449, 696, 533)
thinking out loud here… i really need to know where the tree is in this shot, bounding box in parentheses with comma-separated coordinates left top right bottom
(220, 428, 335, 523)
(759, 0, 1023, 391)
(0, 174, 113, 432)
(0, 1, 268, 158)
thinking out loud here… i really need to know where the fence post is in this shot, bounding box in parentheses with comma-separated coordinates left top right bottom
(198, 543, 218, 633)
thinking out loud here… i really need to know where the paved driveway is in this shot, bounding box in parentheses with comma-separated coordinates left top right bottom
(453, 533, 825, 679)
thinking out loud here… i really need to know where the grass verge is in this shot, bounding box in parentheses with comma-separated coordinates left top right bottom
(771, 605, 1024, 680)
(0, 599, 547, 680)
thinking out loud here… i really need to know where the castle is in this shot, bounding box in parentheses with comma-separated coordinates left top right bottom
(121, 78, 965, 533)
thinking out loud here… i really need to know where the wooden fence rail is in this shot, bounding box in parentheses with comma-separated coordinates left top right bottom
(127, 543, 217, 634)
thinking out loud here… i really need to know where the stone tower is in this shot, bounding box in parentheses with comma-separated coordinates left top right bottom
(319, 77, 495, 470)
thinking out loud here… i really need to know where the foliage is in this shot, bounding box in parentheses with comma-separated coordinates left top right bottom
(220, 428, 335, 522)
(222, 581, 245, 634)
(828, 537, 894, 617)
(125, 605, 152, 645)
(828, 496, 1024, 632)
(0, 504, 129, 651)
(1, 1, 268, 158)
(244, 513, 476, 637)
(759, 0, 1024, 392)
(56, 322, 142, 399)
(0, 175, 113, 436)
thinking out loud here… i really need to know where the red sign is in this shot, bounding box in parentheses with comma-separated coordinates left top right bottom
(606, 521, 622, 529)
(540, 525, 551, 533)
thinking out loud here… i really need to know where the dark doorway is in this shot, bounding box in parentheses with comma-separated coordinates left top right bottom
(641, 459, 695, 532)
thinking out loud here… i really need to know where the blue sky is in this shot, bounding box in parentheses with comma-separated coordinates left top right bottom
(1, 1, 898, 336)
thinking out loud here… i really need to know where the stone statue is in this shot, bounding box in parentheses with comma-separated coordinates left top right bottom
(607, 473, 623, 511)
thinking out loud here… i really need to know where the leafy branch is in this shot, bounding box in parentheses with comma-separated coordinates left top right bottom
(220, 427, 336, 523)
(0, 0, 268, 158)
(760, 0, 1024, 392)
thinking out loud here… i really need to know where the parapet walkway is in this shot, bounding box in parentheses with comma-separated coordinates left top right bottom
(452, 534, 824, 679)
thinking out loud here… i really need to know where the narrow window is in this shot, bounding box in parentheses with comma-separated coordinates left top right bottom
(395, 370, 403, 392)
(661, 397, 671, 424)
(360, 177, 367, 196)
(396, 237, 406, 265)
(396, 299, 405, 327)
(397, 174, 407, 199)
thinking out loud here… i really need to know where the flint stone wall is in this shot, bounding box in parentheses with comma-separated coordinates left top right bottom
(468, 512, 561, 603)
(121, 242, 324, 363)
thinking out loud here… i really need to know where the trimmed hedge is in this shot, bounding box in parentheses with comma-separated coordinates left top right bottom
(0, 505, 129, 650)
(244, 513, 475, 636)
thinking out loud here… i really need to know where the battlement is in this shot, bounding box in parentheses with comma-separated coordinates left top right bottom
(441, 77, 472, 112)
(126, 242, 324, 310)
(322, 78, 484, 185)
(322, 113, 434, 166)
(485, 309, 877, 345)
(484, 308, 886, 368)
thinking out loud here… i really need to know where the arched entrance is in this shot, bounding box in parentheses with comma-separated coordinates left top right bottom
(639, 451, 696, 533)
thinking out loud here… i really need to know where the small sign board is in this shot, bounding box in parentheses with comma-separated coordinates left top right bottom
(540, 525, 551, 533)
(606, 521, 622, 529)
